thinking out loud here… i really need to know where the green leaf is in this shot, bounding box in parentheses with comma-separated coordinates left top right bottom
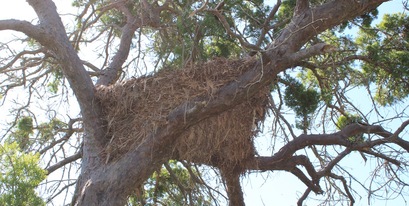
(0, 142, 47, 206)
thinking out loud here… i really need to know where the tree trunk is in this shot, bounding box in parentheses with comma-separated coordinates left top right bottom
(222, 168, 245, 206)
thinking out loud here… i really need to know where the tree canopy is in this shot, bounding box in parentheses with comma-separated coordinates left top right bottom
(0, 0, 409, 205)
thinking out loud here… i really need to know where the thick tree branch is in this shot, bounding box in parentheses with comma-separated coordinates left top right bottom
(25, 0, 106, 158)
(245, 155, 323, 194)
(96, 22, 139, 86)
(266, 0, 387, 56)
(294, 0, 309, 16)
(390, 119, 409, 152)
(96, 0, 169, 85)
(0, 19, 45, 40)
(289, 43, 336, 63)
(243, 121, 405, 198)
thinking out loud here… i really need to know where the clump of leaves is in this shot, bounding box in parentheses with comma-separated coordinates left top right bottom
(0, 142, 47, 206)
(284, 77, 320, 132)
(11, 116, 34, 150)
(47, 66, 64, 94)
(336, 113, 365, 143)
(38, 118, 66, 142)
(357, 13, 409, 106)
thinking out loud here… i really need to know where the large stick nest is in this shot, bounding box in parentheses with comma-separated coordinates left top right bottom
(96, 58, 270, 170)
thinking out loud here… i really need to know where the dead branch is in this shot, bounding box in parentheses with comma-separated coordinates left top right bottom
(46, 152, 82, 174)
(256, 0, 282, 47)
(208, 9, 261, 51)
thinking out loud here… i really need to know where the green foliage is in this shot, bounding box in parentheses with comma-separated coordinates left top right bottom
(38, 118, 67, 142)
(17, 116, 33, 134)
(151, 0, 249, 67)
(10, 116, 34, 150)
(47, 65, 64, 94)
(336, 114, 365, 143)
(284, 77, 320, 131)
(338, 9, 379, 31)
(296, 30, 364, 107)
(0, 142, 47, 206)
(357, 13, 409, 106)
(336, 113, 362, 130)
(10, 117, 65, 150)
(284, 79, 320, 117)
(129, 161, 211, 206)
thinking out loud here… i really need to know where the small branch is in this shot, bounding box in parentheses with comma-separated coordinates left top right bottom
(208, 9, 261, 51)
(46, 152, 82, 174)
(290, 167, 323, 194)
(298, 54, 372, 69)
(297, 188, 311, 206)
(362, 150, 401, 166)
(256, 0, 282, 47)
(188, 0, 209, 17)
(329, 173, 355, 206)
(389, 119, 409, 152)
(163, 162, 188, 201)
(82, 60, 101, 73)
(39, 118, 82, 154)
(0, 48, 45, 73)
(289, 43, 336, 63)
(46, 180, 77, 204)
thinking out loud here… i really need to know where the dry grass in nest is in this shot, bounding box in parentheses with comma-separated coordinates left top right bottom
(96, 58, 270, 169)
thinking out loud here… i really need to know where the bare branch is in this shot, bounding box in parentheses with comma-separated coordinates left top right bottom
(297, 188, 312, 206)
(208, 9, 261, 51)
(363, 150, 401, 166)
(96, 18, 139, 85)
(291, 166, 323, 194)
(298, 54, 372, 69)
(256, 0, 282, 47)
(0, 19, 45, 41)
(289, 43, 337, 63)
(329, 173, 355, 206)
(46, 152, 82, 174)
(39, 118, 82, 155)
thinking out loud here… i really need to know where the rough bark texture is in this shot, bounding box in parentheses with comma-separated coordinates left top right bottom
(221, 168, 245, 206)
(0, 0, 392, 205)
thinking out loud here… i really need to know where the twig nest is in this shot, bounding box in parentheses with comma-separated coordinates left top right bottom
(96, 58, 269, 169)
